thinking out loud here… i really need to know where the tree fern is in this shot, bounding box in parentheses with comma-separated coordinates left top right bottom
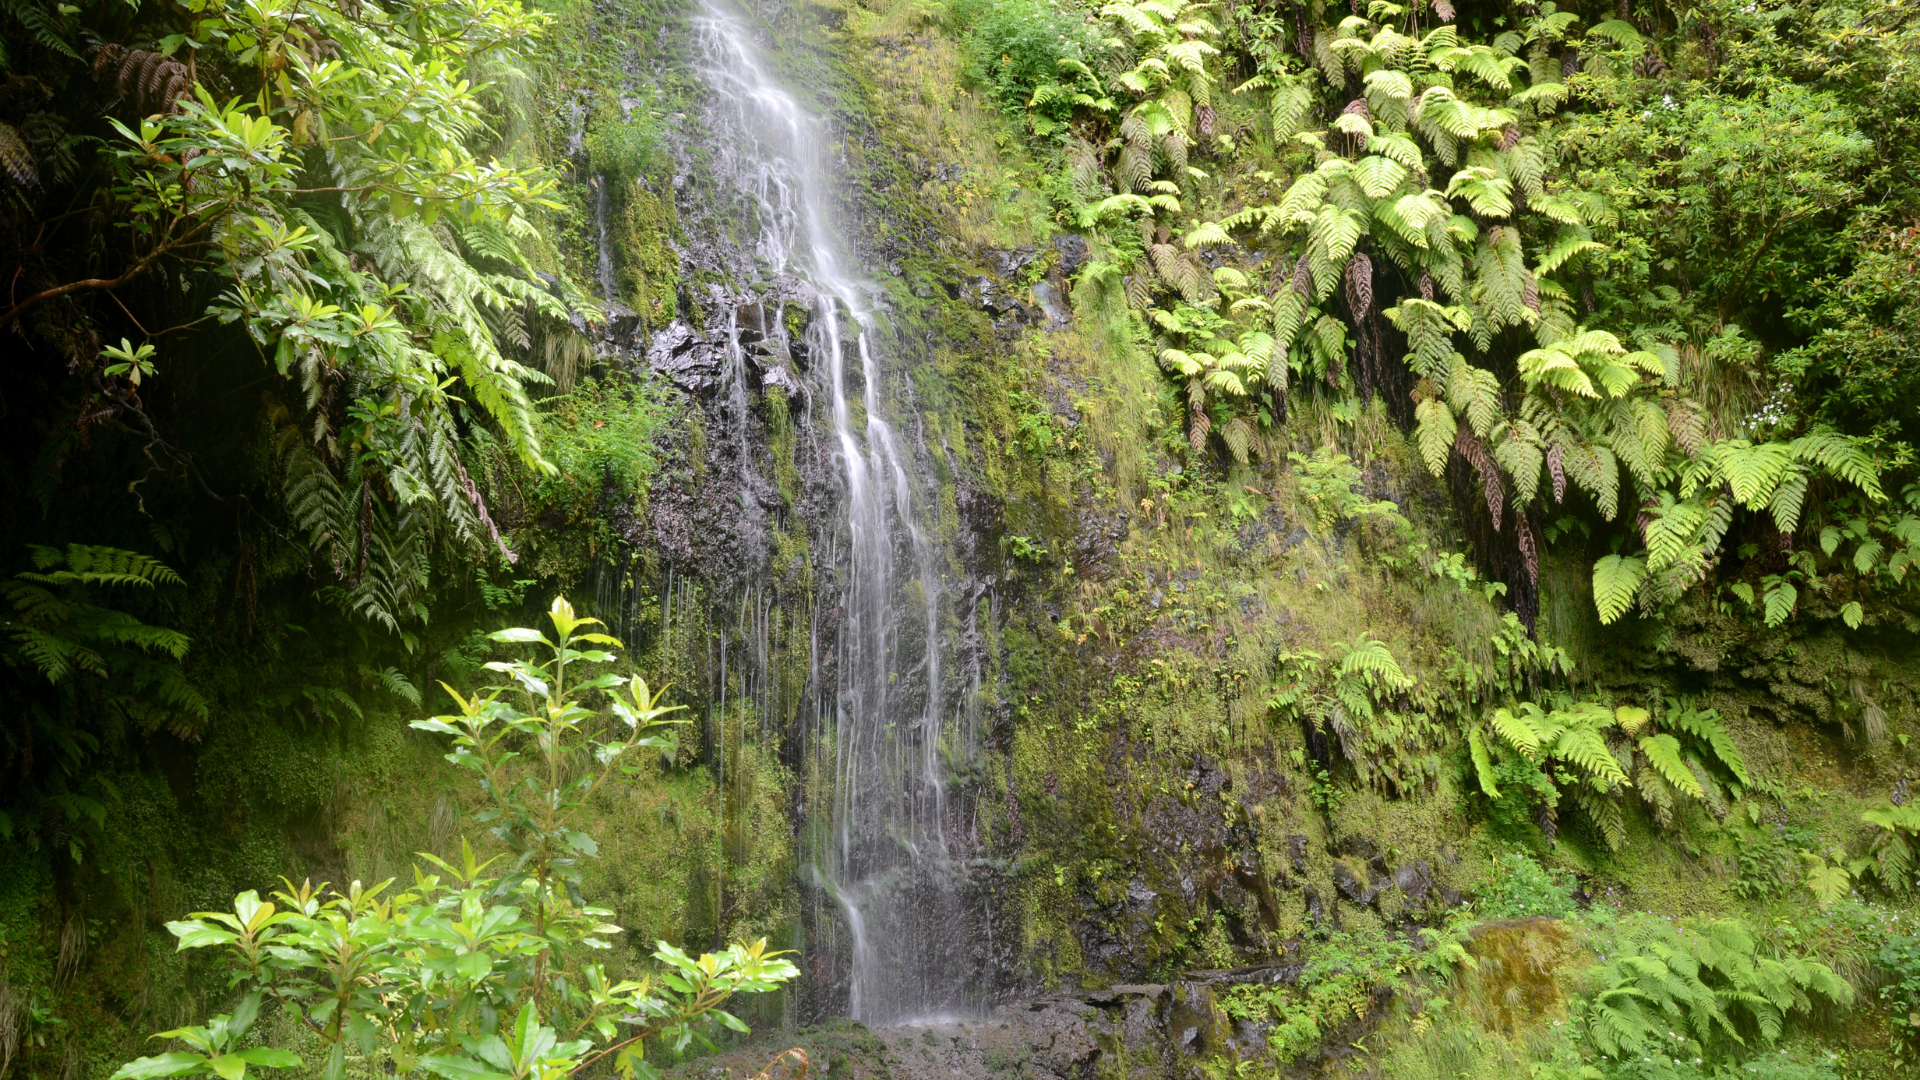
(1712, 440, 1797, 510)
(1591, 554, 1645, 624)
(19, 544, 185, 590)
(1489, 705, 1544, 758)
(1414, 398, 1456, 476)
(2, 546, 204, 726)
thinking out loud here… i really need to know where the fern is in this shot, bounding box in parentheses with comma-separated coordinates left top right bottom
(12, 0, 80, 60)
(1579, 916, 1850, 1061)
(1591, 554, 1646, 624)
(1663, 702, 1749, 787)
(2, 546, 204, 726)
(1790, 427, 1884, 501)
(1489, 705, 1543, 758)
(1414, 398, 1456, 477)
(22, 544, 185, 589)
(1857, 802, 1920, 894)
(1468, 729, 1500, 797)
(1713, 440, 1797, 510)
(1554, 725, 1628, 789)
(1762, 576, 1798, 628)
(1638, 733, 1705, 799)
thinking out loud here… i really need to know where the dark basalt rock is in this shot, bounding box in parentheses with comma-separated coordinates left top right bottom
(603, 299, 643, 343)
(1332, 856, 1376, 904)
(1053, 233, 1091, 277)
(1394, 859, 1435, 903)
(645, 321, 724, 395)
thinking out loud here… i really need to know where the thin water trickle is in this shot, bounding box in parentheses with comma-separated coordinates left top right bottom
(592, 173, 618, 305)
(693, 0, 969, 1023)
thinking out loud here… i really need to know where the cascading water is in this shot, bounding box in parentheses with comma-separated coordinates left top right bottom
(692, 0, 975, 1023)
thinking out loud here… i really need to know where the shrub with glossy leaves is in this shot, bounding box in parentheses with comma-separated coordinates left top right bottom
(111, 598, 797, 1080)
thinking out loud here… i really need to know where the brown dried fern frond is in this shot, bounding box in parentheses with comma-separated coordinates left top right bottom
(88, 43, 190, 115)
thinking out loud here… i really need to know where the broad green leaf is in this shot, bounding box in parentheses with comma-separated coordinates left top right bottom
(418, 1055, 513, 1080)
(166, 920, 238, 950)
(111, 1054, 210, 1080)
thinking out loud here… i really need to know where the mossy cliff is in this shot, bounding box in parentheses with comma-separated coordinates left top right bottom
(607, 0, 1919, 1075)
(3, 0, 1918, 1078)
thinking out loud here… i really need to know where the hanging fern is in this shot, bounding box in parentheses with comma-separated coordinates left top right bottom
(1, 545, 206, 724)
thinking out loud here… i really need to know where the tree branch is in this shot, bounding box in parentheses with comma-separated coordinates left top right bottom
(0, 219, 217, 330)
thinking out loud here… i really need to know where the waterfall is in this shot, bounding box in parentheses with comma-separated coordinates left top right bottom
(693, 0, 972, 1023)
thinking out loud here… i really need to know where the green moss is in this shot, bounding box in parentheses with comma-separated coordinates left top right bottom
(616, 180, 682, 328)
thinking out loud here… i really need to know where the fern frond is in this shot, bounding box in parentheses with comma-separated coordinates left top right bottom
(1638, 733, 1705, 798)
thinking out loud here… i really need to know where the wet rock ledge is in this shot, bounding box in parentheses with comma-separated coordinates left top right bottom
(664, 971, 1325, 1080)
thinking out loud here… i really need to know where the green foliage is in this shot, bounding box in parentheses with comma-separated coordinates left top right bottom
(413, 597, 688, 896)
(1781, 223, 1920, 444)
(1219, 926, 1454, 1065)
(1880, 928, 1920, 1059)
(110, 993, 300, 1079)
(1475, 697, 1745, 849)
(959, 0, 1093, 120)
(999, 0, 1918, 632)
(0, 544, 205, 858)
(118, 599, 797, 1080)
(1854, 801, 1920, 895)
(519, 377, 669, 531)
(1286, 448, 1408, 539)
(1268, 632, 1427, 791)
(1577, 916, 1853, 1064)
(1477, 851, 1577, 920)
(5, 0, 604, 637)
(588, 110, 660, 190)
(1009, 389, 1066, 457)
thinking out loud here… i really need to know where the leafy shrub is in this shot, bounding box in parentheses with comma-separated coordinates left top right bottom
(588, 109, 660, 189)
(1221, 924, 1470, 1065)
(959, 0, 1092, 117)
(1477, 852, 1578, 919)
(1221, 930, 1415, 1064)
(1781, 224, 1920, 444)
(111, 599, 798, 1080)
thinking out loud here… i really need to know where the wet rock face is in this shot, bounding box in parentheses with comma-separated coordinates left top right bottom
(647, 321, 726, 396)
(733, 978, 1309, 1080)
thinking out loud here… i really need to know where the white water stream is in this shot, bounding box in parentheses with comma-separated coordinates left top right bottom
(694, 0, 967, 1022)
